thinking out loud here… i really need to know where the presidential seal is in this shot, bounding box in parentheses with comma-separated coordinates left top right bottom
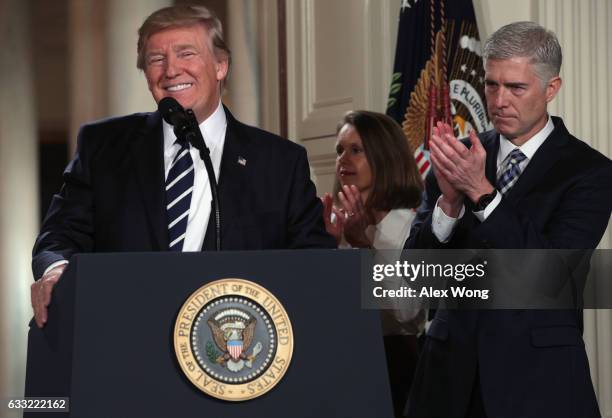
(174, 278, 293, 401)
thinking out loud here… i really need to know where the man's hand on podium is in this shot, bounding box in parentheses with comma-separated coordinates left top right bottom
(31, 264, 67, 328)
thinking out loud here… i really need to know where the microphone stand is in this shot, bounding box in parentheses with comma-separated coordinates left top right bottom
(172, 110, 221, 251)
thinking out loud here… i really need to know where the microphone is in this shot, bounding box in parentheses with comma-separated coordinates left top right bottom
(159, 97, 189, 127)
(158, 97, 206, 154)
(157, 97, 222, 251)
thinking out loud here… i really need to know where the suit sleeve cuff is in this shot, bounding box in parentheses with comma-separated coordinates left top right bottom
(42, 260, 69, 277)
(432, 196, 465, 243)
(473, 191, 502, 222)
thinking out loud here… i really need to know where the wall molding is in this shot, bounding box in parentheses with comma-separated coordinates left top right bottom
(537, 1, 612, 413)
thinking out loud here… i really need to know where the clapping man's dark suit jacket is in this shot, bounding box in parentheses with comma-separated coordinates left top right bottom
(33, 107, 336, 278)
(405, 117, 612, 418)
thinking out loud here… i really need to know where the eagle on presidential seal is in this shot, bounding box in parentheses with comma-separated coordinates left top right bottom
(207, 308, 263, 372)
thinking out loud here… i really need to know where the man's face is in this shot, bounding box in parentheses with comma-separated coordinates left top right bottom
(484, 57, 561, 145)
(144, 24, 228, 123)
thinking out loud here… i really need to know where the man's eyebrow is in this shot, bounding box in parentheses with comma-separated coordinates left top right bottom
(483, 79, 528, 88)
(172, 44, 198, 51)
(146, 44, 197, 55)
(503, 82, 529, 88)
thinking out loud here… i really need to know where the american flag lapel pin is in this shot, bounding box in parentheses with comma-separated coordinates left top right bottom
(238, 156, 247, 166)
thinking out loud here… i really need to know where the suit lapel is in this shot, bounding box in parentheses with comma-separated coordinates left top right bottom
(202, 106, 252, 250)
(129, 111, 168, 250)
(482, 131, 500, 185)
(504, 117, 570, 200)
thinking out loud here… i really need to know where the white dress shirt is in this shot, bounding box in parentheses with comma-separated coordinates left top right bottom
(432, 116, 554, 243)
(371, 209, 426, 336)
(339, 208, 426, 335)
(163, 100, 227, 251)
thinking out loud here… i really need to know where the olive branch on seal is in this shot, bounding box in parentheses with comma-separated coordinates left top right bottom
(206, 341, 220, 363)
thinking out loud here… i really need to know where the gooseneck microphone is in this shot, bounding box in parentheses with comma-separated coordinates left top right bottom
(158, 97, 221, 251)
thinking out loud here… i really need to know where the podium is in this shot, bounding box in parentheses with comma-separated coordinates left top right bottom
(25, 250, 393, 418)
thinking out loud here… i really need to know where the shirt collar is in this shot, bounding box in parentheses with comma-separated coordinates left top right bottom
(163, 100, 227, 154)
(498, 115, 554, 164)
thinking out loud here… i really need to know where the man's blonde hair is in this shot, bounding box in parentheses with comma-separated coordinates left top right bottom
(136, 5, 231, 72)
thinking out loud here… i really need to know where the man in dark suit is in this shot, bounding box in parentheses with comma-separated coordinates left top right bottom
(31, 5, 335, 328)
(405, 22, 612, 417)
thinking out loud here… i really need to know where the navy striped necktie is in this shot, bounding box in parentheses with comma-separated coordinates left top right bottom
(166, 138, 194, 251)
(497, 148, 527, 195)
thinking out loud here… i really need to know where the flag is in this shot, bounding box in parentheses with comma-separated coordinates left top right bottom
(387, 0, 491, 178)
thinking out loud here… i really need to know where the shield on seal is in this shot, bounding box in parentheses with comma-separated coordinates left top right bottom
(227, 340, 243, 360)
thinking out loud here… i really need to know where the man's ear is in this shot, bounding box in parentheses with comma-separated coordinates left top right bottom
(215, 58, 229, 82)
(546, 76, 562, 103)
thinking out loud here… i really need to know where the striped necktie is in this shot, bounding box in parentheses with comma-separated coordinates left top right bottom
(166, 139, 194, 251)
(497, 148, 527, 195)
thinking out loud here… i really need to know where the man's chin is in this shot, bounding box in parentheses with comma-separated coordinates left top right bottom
(493, 122, 516, 138)
(171, 97, 194, 110)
